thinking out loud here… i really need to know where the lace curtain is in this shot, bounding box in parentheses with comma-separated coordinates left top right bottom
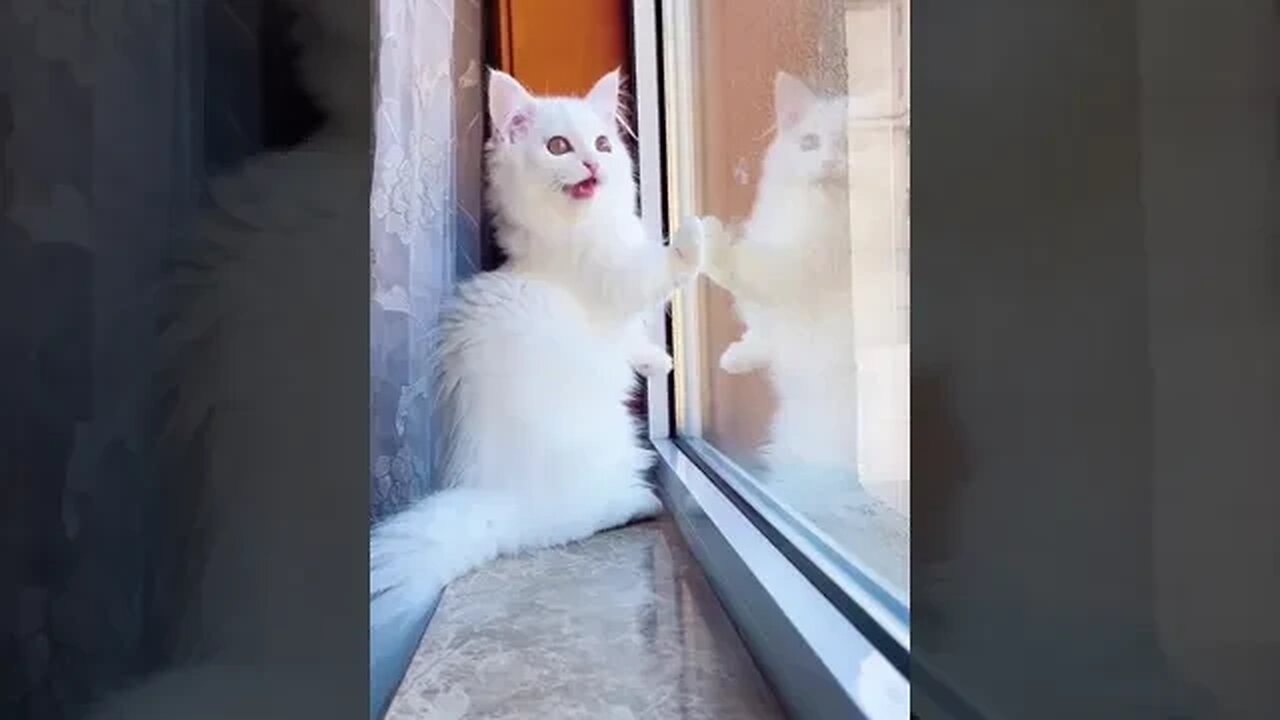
(369, 0, 484, 522)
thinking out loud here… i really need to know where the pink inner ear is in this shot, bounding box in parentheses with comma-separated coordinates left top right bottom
(774, 72, 817, 132)
(506, 110, 532, 143)
(779, 109, 805, 131)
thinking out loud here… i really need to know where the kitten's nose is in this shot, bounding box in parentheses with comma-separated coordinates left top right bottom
(582, 160, 599, 176)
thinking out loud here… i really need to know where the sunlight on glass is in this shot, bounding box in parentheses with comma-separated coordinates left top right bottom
(687, 0, 910, 598)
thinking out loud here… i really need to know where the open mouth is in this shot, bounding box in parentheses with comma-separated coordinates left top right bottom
(564, 176, 599, 200)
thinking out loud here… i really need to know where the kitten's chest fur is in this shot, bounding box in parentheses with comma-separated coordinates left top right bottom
(744, 192, 855, 366)
(503, 268, 638, 373)
(750, 199, 852, 311)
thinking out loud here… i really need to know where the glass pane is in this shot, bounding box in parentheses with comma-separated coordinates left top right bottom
(682, 0, 910, 600)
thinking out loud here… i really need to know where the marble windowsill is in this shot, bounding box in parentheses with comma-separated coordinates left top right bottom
(385, 517, 787, 719)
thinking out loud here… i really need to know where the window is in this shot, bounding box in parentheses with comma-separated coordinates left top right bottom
(665, 0, 910, 604)
(637, 0, 910, 715)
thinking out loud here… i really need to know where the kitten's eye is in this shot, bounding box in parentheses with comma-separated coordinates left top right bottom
(595, 135, 612, 153)
(799, 133, 821, 151)
(546, 136, 573, 155)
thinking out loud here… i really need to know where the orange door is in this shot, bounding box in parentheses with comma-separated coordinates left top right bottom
(491, 0, 630, 96)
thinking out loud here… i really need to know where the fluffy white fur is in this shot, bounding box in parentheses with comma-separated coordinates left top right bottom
(368, 69, 704, 624)
(704, 72, 861, 501)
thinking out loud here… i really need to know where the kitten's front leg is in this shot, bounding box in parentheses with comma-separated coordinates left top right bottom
(702, 218, 793, 305)
(667, 214, 705, 285)
(702, 216, 739, 291)
(610, 215, 706, 314)
(719, 329, 769, 374)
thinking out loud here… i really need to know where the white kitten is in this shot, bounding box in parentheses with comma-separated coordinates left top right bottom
(706, 72, 854, 375)
(704, 72, 860, 498)
(369, 69, 704, 623)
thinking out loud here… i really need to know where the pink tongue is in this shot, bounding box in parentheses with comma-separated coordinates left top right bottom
(569, 179, 597, 199)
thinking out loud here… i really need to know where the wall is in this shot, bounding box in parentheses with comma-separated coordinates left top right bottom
(1140, 1, 1280, 713)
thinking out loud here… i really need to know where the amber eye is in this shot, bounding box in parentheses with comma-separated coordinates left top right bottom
(799, 133, 821, 151)
(595, 135, 612, 153)
(546, 136, 573, 155)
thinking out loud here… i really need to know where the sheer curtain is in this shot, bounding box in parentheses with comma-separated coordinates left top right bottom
(368, 1, 484, 715)
(370, 0, 484, 523)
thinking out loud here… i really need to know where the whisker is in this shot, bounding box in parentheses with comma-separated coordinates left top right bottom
(616, 112, 638, 142)
(612, 73, 639, 141)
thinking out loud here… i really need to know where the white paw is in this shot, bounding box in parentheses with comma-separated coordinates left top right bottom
(701, 216, 735, 283)
(719, 342, 762, 374)
(702, 215, 730, 247)
(634, 353, 674, 377)
(670, 215, 704, 274)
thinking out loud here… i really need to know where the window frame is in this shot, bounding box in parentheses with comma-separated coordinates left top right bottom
(633, 1, 911, 717)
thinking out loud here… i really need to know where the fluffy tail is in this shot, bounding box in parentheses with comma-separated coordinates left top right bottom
(369, 487, 522, 625)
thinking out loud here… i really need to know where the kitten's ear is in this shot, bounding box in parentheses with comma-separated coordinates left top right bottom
(489, 69, 536, 142)
(584, 68, 621, 126)
(774, 71, 817, 131)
